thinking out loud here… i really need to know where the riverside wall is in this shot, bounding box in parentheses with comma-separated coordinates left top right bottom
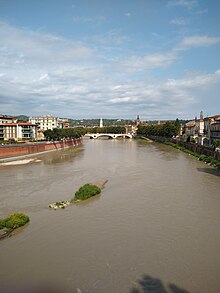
(0, 138, 82, 159)
(147, 135, 220, 161)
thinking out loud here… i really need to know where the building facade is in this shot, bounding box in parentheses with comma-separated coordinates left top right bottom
(209, 117, 220, 143)
(0, 114, 17, 124)
(182, 112, 220, 145)
(184, 120, 196, 138)
(2, 122, 38, 141)
(29, 116, 69, 131)
(0, 115, 17, 141)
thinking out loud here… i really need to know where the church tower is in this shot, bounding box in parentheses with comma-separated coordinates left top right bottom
(199, 110, 204, 137)
(136, 115, 140, 126)
(100, 118, 103, 128)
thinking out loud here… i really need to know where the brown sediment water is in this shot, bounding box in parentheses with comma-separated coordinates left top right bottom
(0, 139, 219, 293)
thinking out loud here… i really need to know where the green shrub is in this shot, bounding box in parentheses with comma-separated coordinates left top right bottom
(0, 213, 29, 229)
(215, 161, 220, 168)
(199, 155, 206, 161)
(164, 142, 220, 170)
(72, 184, 101, 202)
(203, 156, 213, 164)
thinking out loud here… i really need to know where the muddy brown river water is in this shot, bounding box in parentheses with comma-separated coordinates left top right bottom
(0, 139, 220, 293)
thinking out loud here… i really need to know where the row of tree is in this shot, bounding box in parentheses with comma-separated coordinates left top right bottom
(44, 127, 87, 141)
(86, 126, 126, 134)
(44, 126, 126, 141)
(137, 120, 180, 138)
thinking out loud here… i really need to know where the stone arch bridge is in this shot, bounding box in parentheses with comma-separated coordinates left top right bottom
(85, 133, 133, 139)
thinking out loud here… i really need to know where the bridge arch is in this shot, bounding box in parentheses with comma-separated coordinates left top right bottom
(85, 133, 133, 139)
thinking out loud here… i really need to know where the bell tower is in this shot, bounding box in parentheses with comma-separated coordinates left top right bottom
(136, 115, 140, 126)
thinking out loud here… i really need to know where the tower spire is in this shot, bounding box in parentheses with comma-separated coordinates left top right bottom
(100, 118, 103, 128)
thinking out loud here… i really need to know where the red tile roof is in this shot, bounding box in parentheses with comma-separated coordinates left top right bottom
(185, 120, 196, 127)
(0, 115, 15, 120)
(3, 122, 38, 126)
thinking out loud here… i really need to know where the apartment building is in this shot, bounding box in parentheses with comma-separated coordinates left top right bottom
(207, 116, 220, 144)
(0, 114, 17, 124)
(29, 116, 69, 130)
(3, 122, 38, 141)
(184, 120, 196, 137)
(0, 124, 3, 140)
(57, 118, 70, 128)
(0, 115, 17, 140)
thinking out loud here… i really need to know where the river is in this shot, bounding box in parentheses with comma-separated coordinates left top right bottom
(0, 139, 220, 293)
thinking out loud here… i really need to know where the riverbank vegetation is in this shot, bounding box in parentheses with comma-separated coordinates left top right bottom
(213, 139, 220, 150)
(44, 127, 86, 141)
(71, 184, 101, 202)
(137, 120, 180, 138)
(164, 142, 220, 169)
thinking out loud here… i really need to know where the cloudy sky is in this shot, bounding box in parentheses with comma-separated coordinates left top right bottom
(0, 0, 220, 120)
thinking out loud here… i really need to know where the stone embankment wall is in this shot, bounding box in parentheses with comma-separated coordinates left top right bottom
(147, 135, 220, 161)
(0, 139, 82, 159)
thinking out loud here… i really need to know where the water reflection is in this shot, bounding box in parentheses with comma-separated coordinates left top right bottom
(37, 148, 84, 165)
(130, 274, 190, 293)
(153, 144, 180, 161)
(197, 167, 220, 177)
(137, 141, 180, 162)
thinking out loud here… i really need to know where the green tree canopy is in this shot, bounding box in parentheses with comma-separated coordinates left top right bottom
(44, 127, 86, 141)
(137, 120, 180, 138)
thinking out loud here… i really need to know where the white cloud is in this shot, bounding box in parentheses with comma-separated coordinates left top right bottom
(91, 29, 129, 47)
(167, 0, 197, 10)
(194, 9, 208, 15)
(0, 21, 94, 69)
(151, 32, 161, 37)
(170, 17, 189, 25)
(110, 97, 136, 103)
(0, 21, 219, 119)
(72, 15, 105, 23)
(176, 35, 220, 50)
(116, 52, 177, 72)
(1, 68, 219, 119)
(112, 34, 220, 73)
(165, 70, 220, 89)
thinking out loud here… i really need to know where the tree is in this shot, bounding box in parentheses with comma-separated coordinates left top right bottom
(136, 121, 179, 138)
(213, 139, 220, 150)
(44, 127, 85, 141)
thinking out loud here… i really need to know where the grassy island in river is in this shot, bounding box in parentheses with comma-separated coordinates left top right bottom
(71, 183, 101, 202)
(0, 213, 30, 229)
(0, 213, 30, 240)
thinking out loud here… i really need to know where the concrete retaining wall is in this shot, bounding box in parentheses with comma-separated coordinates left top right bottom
(0, 139, 82, 159)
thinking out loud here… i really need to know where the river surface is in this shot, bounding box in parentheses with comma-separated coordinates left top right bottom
(0, 139, 220, 293)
